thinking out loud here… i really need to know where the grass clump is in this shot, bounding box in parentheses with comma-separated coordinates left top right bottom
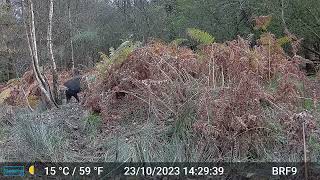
(12, 113, 65, 162)
(83, 113, 102, 136)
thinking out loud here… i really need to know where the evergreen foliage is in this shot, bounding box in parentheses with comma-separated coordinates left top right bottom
(72, 30, 98, 43)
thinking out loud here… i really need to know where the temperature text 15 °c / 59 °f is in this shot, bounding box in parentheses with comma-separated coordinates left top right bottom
(44, 166, 104, 176)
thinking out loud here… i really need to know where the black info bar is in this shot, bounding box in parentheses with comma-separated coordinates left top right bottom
(0, 162, 319, 179)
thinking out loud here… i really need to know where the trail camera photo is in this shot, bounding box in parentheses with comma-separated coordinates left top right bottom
(0, 0, 320, 179)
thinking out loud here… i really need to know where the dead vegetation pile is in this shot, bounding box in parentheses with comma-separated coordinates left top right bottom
(84, 33, 320, 160)
(0, 69, 73, 109)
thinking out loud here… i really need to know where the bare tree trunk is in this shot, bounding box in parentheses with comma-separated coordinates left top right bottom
(7, 60, 15, 80)
(68, 2, 75, 73)
(24, 0, 58, 108)
(4, 39, 15, 80)
(47, 0, 60, 104)
(4, 0, 15, 81)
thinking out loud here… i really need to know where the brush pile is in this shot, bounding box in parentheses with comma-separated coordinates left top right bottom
(0, 69, 73, 109)
(84, 33, 320, 160)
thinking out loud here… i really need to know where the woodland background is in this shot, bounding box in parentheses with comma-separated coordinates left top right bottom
(1, 0, 319, 82)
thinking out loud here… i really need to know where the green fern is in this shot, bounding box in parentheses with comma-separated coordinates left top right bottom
(276, 36, 291, 46)
(98, 51, 108, 60)
(96, 52, 109, 74)
(170, 38, 189, 47)
(96, 41, 141, 74)
(186, 28, 214, 45)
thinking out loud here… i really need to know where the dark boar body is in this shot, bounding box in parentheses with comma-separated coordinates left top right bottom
(63, 76, 82, 103)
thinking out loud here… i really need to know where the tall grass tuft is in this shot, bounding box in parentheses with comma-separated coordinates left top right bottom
(12, 113, 65, 162)
(83, 113, 102, 140)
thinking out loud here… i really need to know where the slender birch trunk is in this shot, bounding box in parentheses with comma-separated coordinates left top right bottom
(47, 0, 60, 104)
(4, 0, 15, 81)
(68, 2, 75, 73)
(24, 0, 58, 108)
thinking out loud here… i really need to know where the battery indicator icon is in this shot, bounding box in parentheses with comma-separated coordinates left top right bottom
(2, 166, 25, 176)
